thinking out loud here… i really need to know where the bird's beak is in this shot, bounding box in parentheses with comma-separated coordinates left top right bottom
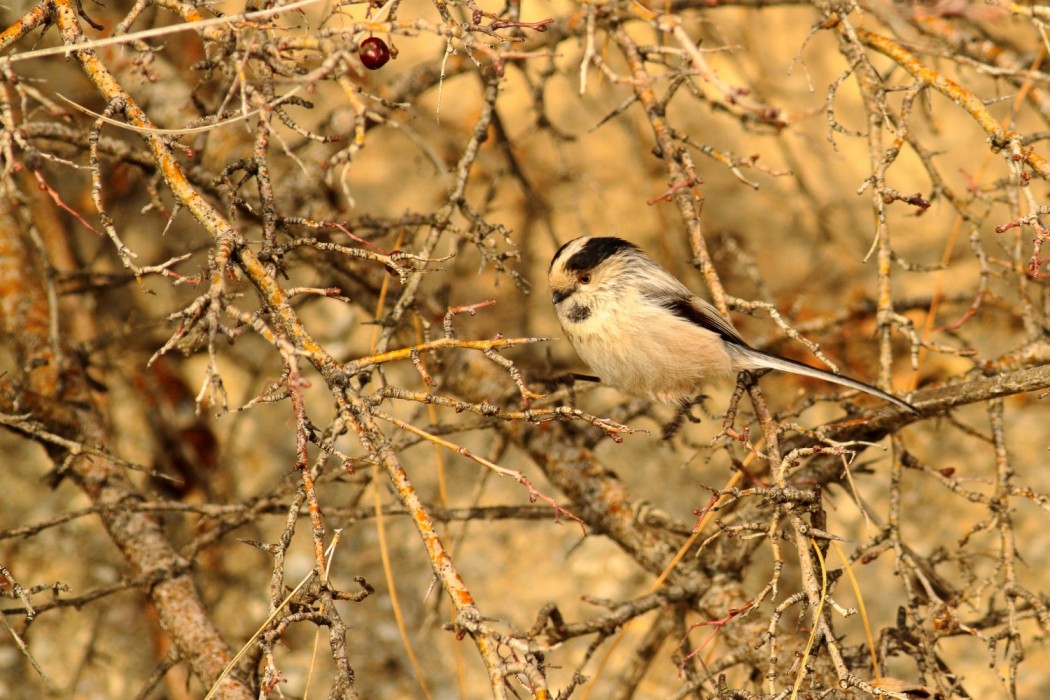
(552, 289, 570, 305)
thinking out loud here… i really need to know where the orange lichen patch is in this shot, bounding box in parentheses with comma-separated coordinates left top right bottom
(0, 4, 50, 53)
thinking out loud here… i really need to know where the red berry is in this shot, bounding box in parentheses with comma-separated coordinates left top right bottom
(359, 37, 390, 70)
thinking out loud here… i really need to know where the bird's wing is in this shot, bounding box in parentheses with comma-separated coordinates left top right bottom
(656, 293, 747, 345)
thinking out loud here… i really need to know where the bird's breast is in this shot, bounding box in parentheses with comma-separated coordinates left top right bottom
(562, 303, 737, 404)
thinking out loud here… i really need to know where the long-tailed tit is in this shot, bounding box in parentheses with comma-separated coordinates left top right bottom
(548, 236, 917, 413)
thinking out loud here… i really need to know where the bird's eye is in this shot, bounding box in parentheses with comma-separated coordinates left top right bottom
(579, 273, 592, 285)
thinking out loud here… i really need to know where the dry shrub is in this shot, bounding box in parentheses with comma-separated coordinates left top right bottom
(2, 1, 1050, 698)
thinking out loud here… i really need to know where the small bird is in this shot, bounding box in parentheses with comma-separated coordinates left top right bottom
(548, 236, 917, 413)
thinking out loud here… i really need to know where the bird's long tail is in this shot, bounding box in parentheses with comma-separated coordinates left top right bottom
(726, 344, 918, 414)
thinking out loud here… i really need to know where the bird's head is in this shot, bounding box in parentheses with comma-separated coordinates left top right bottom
(547, 236, 641, 324)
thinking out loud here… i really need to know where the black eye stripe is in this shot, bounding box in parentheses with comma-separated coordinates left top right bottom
(563, 237, 638, 273)
(549, 239, 577, 273)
